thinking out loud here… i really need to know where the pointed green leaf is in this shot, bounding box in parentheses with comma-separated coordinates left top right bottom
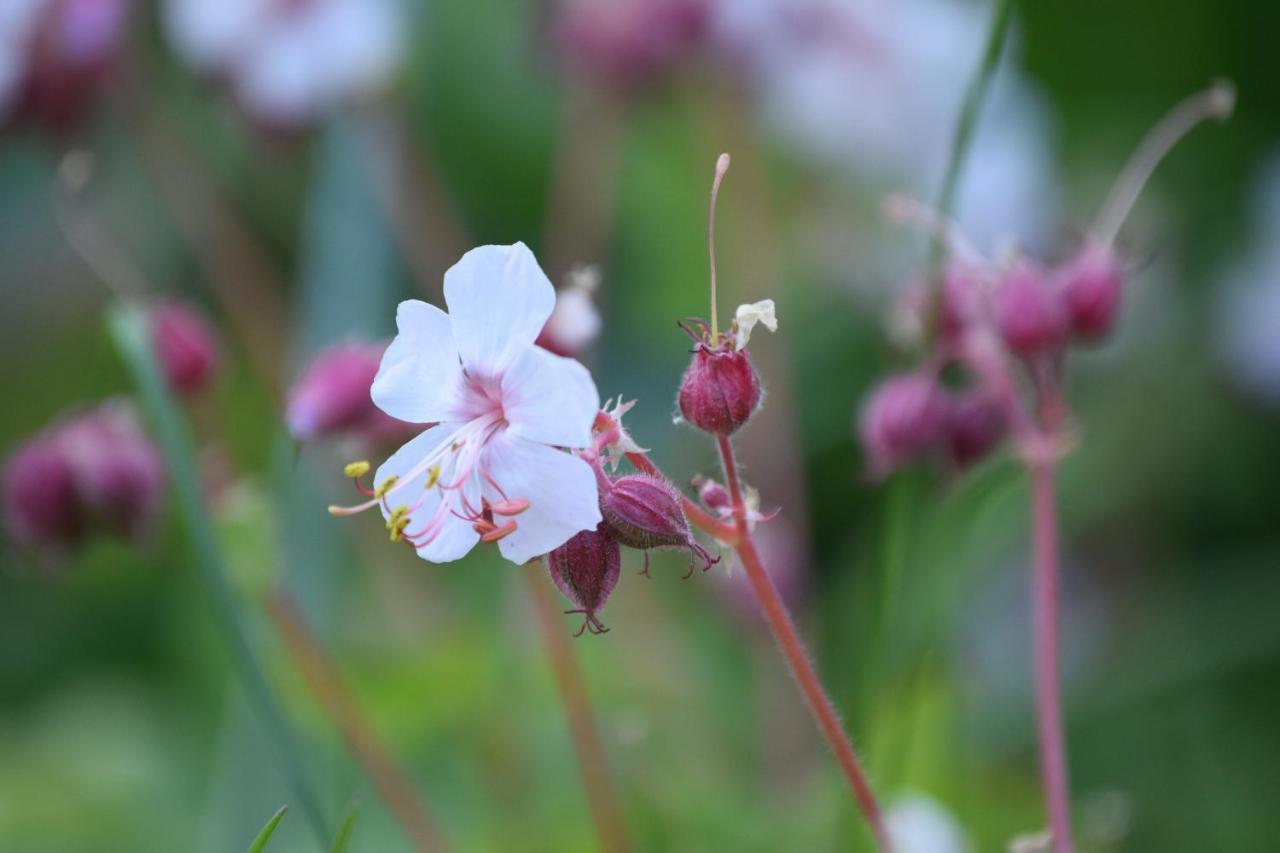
(247, 806, 288, 853)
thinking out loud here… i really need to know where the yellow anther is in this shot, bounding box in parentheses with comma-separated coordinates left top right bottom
(425, 465, 441, 489)
(344, 460, 371, 479)
(327, 505, 342, 516)
(386, 505, 408, 530)
(388, 515, 410, 543)
(374, 475, 399, 498)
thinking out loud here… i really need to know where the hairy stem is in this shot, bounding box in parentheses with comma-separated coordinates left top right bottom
(523, 567, 630, 853)
(1030, 461, 1074, 853)
(266, 592, 450, 852)
(715, 436, 892, 851)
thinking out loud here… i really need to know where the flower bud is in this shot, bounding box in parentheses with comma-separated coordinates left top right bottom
(536, 267, 602, 357)
(3, 437, 83, 547)
(697, 478, 730, 513)
(944, 390, 1007, 468)
(600, 473, 715, 575)
(554, 0, 707, 87)
(547, 522, 621, 635)
(151, 301, 220, 396)
(8, 0, 129, 129)
(993, 265, 1069, 357)
(678, 344, 762, 436)
(286, 342, 410, 445)
(1058, 239, 1123, 340)
(857, 372, 947, 476)
(56, 402, 165, 540)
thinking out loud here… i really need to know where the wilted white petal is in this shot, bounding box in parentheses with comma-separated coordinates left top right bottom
(734, 299, 777, 349)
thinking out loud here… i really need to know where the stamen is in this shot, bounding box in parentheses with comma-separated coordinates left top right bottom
(1094, 80, 1236, 247)
(344, 460, 371, 478)
(425, 465, 441, 489)
(375, 475, 399, 498)
(480, 520, 518, 543)
(708, 152, 731, 340)
(490, 498, 529, 516)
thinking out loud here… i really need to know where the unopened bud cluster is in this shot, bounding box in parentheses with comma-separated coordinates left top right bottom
(3, 401, 165, 554)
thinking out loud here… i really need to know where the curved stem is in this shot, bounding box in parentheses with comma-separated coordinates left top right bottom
(523, 567, 631, 853)
(1030, 461, 1074, 853)
(931, 0, 1015, 261)
(715, 436, 892, 851)
(266, 592, 450, 852)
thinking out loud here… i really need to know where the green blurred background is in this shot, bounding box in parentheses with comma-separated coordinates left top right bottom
(1, 0, 1277, 850)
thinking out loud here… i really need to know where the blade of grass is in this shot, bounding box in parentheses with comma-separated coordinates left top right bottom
(330, 804, 359, 853)
(107, 303, 331, 845)
(247, 806, 288, 853)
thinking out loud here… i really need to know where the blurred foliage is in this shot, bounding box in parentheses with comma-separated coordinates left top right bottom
(1, 0, 1278, 851)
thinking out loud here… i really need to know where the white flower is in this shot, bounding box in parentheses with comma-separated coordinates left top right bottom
(886, 793, 972, 853)
(733, 298, 777, 349)
(163, 0, 403, 124)
(713, 0, 1058, 250)
(335, 243, 603, 565)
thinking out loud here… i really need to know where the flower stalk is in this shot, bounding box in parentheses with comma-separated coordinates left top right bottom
(523, 566, 631, 853)
(266, 591, 450, 853)
(714, 436, 893, 852)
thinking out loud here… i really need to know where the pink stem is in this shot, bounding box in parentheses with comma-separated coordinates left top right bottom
(716, 436, 892, 852)
(1031, 460, 1074, 853)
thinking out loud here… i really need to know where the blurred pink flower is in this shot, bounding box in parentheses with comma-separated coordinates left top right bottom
(336, 243, 602, 565)
(162, 0, 403, 125)
(554, 0, 708, 86)
(0, 0, 128, 128)
(286, 341, 397, 443)
(150, 301, 220, 397)
(3, 400, 164, 550)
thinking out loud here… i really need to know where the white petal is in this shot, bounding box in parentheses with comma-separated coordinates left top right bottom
(444, 243, 555, 376)
(733, 299, 778, 350)
(375, 424, 479, 563)
(500, 344, 599, 448)
(480, 433, 601, 565)
(371, 300, 463, 424)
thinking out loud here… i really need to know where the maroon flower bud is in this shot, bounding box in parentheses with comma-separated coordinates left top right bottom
(286, 342, 410, 445)
(857, 372, 948, 476)
(55, 402, 165, 540)
(993, 265, 1069, 357)
(677, 338, 762, 436)
(548, 522, 621, 636)
(3, 437, 83, 547)
(944, 390, 1008, 468)
(697, 478, 730, 513)
(1058, 240, 1123, 340)
(600, 473, 716, 577)
(8, 0, 128, 130)
(554, 0, 707, 87)
(151, 301, 220, 396)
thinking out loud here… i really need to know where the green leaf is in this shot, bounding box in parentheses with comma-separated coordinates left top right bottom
(329, 804, 359, 853)
(247, 806, 288, 853)
(106, 304, 331, 845)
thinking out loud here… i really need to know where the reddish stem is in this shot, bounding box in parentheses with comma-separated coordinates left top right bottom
(715, 436, 892, 851)
(523, 567, 631, 853)
(1030, 461, 1074, 853)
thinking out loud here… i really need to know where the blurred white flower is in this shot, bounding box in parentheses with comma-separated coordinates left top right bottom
(713, 0, 1058, 250)
(1214, 153, 1280, 406)
(537, 266, 603, 357)
(163, 0, 403, 125)
(887, 793, 972, 853)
